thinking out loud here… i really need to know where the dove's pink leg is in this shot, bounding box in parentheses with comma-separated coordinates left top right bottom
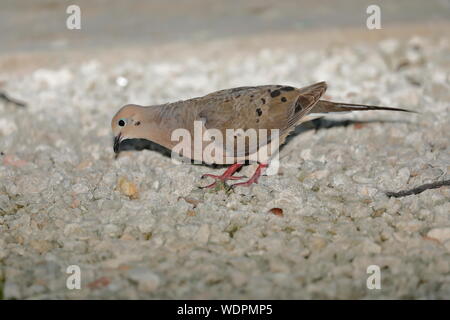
(201, 163, 245, 188)
(231, 163, 268, 188)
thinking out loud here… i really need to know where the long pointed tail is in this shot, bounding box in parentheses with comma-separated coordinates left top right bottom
(312, 100, 415, 114)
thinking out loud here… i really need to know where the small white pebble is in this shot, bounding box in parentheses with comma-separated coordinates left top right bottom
(116, 76, 129, 87)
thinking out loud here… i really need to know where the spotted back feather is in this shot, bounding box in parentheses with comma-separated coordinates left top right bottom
(191, 82, 326, 157)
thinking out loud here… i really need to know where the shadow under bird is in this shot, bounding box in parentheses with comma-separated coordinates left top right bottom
(111, 81, 413, 188)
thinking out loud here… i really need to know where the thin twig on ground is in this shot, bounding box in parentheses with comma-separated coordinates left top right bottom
(386, 180, 450, 198)
(0, 91, 27, 107)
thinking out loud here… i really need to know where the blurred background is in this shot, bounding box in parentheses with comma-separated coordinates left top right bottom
(1, 0, 449, 67)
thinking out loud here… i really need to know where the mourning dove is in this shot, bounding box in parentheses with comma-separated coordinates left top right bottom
(111, 81, 412, 188)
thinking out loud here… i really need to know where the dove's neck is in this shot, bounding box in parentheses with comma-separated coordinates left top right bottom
(142, 103, 188, 149)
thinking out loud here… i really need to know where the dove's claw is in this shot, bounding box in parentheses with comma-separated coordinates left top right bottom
(199, 181, 218, 189)
(231, 163, 268, 188)
(200, 163, 244, 188)
(202, 174, 244, 180)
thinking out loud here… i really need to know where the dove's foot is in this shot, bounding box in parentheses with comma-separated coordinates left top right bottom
(200, 163, 244, 189)
(231, 163, 268, 188)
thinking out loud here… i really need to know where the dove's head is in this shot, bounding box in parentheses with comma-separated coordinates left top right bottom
(111, 104, 149, 153)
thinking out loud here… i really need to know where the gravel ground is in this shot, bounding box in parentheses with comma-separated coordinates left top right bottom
(0, 35, 449, 299)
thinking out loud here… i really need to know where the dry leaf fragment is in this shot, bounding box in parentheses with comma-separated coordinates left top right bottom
(269, 208, 283, 217)
(118, 177, 139, 199)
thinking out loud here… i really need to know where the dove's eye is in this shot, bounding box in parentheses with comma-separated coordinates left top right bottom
(118, 118, 127, 127)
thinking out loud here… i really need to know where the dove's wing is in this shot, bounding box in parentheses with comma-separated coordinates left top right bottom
(194, 81, 327, 157)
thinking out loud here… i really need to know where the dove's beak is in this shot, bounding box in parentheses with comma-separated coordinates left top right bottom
(113, 133, 122, 154)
